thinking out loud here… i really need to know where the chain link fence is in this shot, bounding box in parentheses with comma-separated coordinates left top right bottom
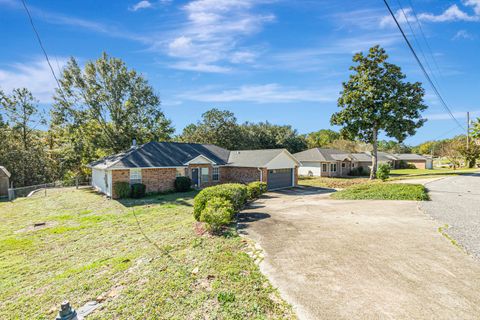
(7, 177, 91, 200)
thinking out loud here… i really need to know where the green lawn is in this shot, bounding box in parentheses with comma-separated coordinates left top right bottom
(331, 183, 429, 201)
(390, 167, 479, 179)
(0, 188, 294, 319)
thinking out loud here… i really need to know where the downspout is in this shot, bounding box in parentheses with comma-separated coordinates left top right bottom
(257, 168, 263, 182)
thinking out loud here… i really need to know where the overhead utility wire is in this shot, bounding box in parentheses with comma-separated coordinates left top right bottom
(21, 0, 64, 96)
(382, 0, 465, 130)
(396, 0, 441, 90)
(407, 0, 445, 82)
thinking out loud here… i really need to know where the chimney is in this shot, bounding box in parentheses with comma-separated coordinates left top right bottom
(132, 139, 137, 148)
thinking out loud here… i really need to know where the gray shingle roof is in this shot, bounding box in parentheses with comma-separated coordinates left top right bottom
(394, 153, 427, 161)
(0, 166, 11, 178)
(89, 142, 230, 169)
(293, 148, 351, 162)
(226, 149, 285, 167)
(350, 153, 372, 162)
(88, 142, 295, 169)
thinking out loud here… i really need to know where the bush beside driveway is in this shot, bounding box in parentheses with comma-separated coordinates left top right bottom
(239, 187, 480, 320)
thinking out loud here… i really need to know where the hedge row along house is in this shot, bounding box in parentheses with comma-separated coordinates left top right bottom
(88, 142, 300, 198)
(294, 148, 430, 177)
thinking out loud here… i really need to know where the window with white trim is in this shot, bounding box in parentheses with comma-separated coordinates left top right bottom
(330, 163, 337, 172)
(322, 163, 328, 172)
(201, 167, 209, 183)
(130, 168, 142, 184)
(212, 167, 219, 181)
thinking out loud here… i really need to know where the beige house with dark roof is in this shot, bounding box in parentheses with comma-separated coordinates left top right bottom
(294, 148, 429, 177)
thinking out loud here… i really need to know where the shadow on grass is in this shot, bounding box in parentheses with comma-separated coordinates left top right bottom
(118, 190, 198, 208)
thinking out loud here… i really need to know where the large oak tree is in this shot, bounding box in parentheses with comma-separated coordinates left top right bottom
(331, 45, 427, 179)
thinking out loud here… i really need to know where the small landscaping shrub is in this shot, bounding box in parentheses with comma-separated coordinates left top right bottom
(130, 183, 146, 198)
(348, 166, 370, 176)
(174, 176, 192, 192)
(113, 182, 130, 199)
(398, 160, 417, 169)
(193, 183, 248, 221)
(200, 197, 235, 232)
(376, 163, 391, 181)
(246, 181, 267, 200)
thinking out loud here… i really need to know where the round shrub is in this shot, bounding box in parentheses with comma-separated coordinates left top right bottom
(247, 181, 267, 200)
(193, 183, 247, 221)
(113, 182, 130, 199)
(175, 176, 192, 192)
(376, 163, 391, 181)
(200, 197, 235, 232)
(131, 183, 146, 198)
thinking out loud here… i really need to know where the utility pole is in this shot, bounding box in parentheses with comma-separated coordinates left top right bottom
(466, 112, 470, 149)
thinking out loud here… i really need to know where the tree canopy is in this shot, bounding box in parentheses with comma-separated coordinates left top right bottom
(305, 129, 340, 149)
(331, 45, 427, 178)
(178, 108, 307, 153)
(52, 52, 174, 153)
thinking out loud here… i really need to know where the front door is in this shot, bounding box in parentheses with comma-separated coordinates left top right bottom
(191, 168, 199, 187)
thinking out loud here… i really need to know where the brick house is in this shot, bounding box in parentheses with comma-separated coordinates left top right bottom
(0, 166, 10, 198)
(294, 148, 429, 177)
(88, 142, 300, 198)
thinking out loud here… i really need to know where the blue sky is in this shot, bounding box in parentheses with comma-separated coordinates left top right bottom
(0, 0, 479, 145)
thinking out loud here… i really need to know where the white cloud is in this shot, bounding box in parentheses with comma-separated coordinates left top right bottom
(130, 1, 153, 11)
(419, 4, 479, 22)
(180, 83, 338, 103)
(0, 57, 68, 103)
(164, 0, 275, 72)
(380, 1, 480, 28)
(452, 29, 476, 40)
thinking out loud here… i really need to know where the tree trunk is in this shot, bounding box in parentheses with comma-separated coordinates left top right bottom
(370, 129, 378, 180)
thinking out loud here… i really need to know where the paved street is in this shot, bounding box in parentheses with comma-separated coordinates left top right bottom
(239, 187, 480, 320)
(420, 173, 480, 260)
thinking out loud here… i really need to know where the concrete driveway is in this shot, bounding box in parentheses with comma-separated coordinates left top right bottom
(239, 187, 480, 320)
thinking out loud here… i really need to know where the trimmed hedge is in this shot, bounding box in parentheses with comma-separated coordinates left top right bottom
(200, 197, 235, 232)
(348, 166, 370, 176)
(247, 181, 267, 200)
(113, 182, 130, 199)
(131, 183, 146, 198)
(193, 183, 247, 221)
(175, 176, 192, 192)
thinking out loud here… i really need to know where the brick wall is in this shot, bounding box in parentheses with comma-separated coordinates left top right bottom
(142, 168, 177, 193)
(221, 167, 265, 184)
(294, 166, 298, 186)
(407, 160, 426, 169)
(111, 169, 129, 199)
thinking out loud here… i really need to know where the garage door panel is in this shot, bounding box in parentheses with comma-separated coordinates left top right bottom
(267, 168, 293, 190)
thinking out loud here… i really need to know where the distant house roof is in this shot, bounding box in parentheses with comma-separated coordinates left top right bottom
(350, 153, 372, 162)
(88, 142, 298, 169)
(293, 148, 351, 162)
(372, 151, 399, 162)
(394, 153, 427, 161)
(0, 166, 10, 178)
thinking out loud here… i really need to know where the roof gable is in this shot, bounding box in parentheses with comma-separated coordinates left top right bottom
(0, 166, 11, 178)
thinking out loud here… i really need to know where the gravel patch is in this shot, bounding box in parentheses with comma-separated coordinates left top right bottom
(420, 173, 480, 260)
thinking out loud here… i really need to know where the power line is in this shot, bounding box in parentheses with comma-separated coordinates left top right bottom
(396, 0, 441, 91)
(21, 0, 64, 96)
(382, 0, 465, 131)
(407, 0, 445, 82)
